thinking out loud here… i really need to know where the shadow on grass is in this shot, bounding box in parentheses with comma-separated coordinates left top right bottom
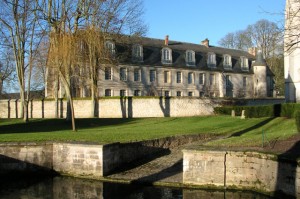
(229, 117, 275, 137)
(0, 118, 139, 134)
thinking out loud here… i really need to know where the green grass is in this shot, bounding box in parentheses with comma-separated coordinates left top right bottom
(0, 116, 297, 146)
(205, 117, 297, 147)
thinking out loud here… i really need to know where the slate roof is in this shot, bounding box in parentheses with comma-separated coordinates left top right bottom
(116, 36, 256, 74)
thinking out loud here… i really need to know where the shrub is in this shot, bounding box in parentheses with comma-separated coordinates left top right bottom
(281, 103, 300, 118)
(295, 110, 300, 133)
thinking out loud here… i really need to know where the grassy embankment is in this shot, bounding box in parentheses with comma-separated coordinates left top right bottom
(0, 116, 297, 147)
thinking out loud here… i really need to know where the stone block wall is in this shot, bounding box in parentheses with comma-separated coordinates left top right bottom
(0, 97, 216, 119)
(183, 150, 300, 197)
(53, 143, 104, 177)
(0, 143, 53, 174)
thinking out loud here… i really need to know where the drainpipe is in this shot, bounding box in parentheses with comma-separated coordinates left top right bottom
(224, 151, 228, 190)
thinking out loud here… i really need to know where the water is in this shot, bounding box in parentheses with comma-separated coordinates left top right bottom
(0, 176, 273, 199)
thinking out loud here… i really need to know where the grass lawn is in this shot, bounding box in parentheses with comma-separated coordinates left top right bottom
(0, 116, 297, 146)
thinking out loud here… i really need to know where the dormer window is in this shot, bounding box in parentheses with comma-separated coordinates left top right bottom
(223, 54, 232, 70)
(132, 44, 143, 62)
(240, 56, 249, 71)
(186, 50, 195, 66)
(162, 47, 172, 64)
(105, 41, 115, 55)
(207, 52, 216, 68)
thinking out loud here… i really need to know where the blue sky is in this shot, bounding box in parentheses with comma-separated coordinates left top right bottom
(143, 0, 285, 46)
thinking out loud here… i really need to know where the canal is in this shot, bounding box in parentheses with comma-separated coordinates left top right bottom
(0, 176, 273, 199)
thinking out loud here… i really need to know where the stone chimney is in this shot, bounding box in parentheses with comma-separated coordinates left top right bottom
(201, 38, 209, 47)
(248, 47, 257, 56)
(165, 35, 169, 46)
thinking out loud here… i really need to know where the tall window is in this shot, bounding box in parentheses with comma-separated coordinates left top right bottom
(176, 72, 182, 83)
(132, 44, 143, 62)
(164, 71, 170, 83)
(162, 48, 172, 64)
(134, 69, 141, 81)
(226, 75, 231, 87)
(105, 89, 112, 96)
(186, 50, 195, 66)
(199, 73, 205, 85)
(241, 56, 249, 71)
(105, 41, 115, 55)
(207, 52, 216, 68)
(209, 74, 215, 85)
(134, 90, 141, 96)
(120, 68, 127, 81)
(243, 76, 247, 88)
(223, 54, 232, 70)
(188, 92, 193, 97)
(188, 72, 194, 84)
(104, 67, 112, 80)
(150, 70, 156, 82)
(120, 90, 126, 96)
(177, 91, 182, 96)
(164, 91, 170, 97)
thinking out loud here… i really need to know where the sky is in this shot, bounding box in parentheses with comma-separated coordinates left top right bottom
(143, 0, 285, 46)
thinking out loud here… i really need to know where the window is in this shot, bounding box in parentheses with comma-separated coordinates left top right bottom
(164, 71, 170, 83)
(243, 76, 247, 88)
(186, 50, 196, 66)
(120, 90, 127, 97)
(241, 56, 249, 71)
(176, 72, 182, 83)
(165, 91, 170, 97)
(105, 89, 112, 96)
(226, 75, 232, 87)
(199, 73, 205, 85)
(177, 91, 182, 96)
(188, 72, 194, 84)
(209, 74, 215, 85)
(132, 44, 143, 62)
(105, 41, 115, 55)
(207, 52, 216, 68)
(223, 54, 232, 70)
(134, 90, 141, 96)
(162, 48, 172, 64)
(104, 67, 112, 80)
(188, 92, 193, 97)
(120, 68, 127, 81)
(150, 70, 156, 82)
(134, 69, 141, 81)
(200, 91, 205, 97)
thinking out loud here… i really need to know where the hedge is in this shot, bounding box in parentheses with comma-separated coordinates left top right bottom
(214, 103, 300, 118)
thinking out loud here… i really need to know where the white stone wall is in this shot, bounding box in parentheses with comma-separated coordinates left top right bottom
(53, 143, 104, 177)
(183, 150, 300, 197)
(0, 97, 216, 119)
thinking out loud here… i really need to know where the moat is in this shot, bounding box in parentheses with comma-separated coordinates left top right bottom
(0, 176, 273, 199)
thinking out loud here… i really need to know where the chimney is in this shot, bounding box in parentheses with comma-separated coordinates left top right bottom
(201, 38, 209, 47)
(165, 35, 169, 46)
(248, 47, 257, 56)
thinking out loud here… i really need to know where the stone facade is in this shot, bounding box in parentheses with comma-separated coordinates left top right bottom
(183, 149, 300, 197)
(285, 0, 300, 102)
(45, 36, 274, 99)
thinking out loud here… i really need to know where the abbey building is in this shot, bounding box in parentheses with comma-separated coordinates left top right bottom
(45, 35, 274, 99)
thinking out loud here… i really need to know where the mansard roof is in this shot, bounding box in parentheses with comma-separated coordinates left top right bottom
(116, 36, 256, 73)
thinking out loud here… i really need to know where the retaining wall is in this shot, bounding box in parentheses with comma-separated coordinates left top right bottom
(183, 149, 300, 198)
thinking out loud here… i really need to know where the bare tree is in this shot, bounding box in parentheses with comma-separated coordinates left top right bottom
(285, 0, 300, 52)
(246, 19, 283, 59)
(0, 0, 41, 122)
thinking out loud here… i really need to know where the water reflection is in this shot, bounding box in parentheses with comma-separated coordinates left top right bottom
(0, 176, 273, 199)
